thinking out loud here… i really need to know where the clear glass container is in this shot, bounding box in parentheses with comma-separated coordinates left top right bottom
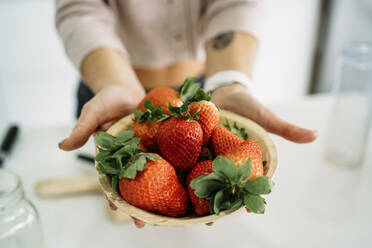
(325, 42, 372, 168)
(0, 169, 44, 248)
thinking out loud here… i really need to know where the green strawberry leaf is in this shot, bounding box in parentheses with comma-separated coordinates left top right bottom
(190, 155, 274, 215)
(115, 130, 135, 144)
(168, 102, 199, 120)
(112, 175, 119, 192)
(243, 176, 274, 195)
(213, 189, 226, 215)
(96, 163, 106, 174)
(142, 154, 158, 161)
(224, 121, 249, 140)
(95, 131, 159, 193)
(179, 77, 211, 103)
(98, 160, 120, 175)
(94, 150, 111, 163)
(180, 77, 200, 102)
(209, 192, 215, 214)
(237, 159, 253, 182)
(212, 156, 239, 183)
(190, 174, 226, 199)
(95, 132, 116, 149)
(189, 88, 211, 102)
(135, 100, 170, 123)
(133, 108, 143, 117)
(143, 100, 155, 110)
(230, 197, 243, 210)
(119, 155, 148, 179)
(243, 194, 266, 214)
(112, 138, 141, 160)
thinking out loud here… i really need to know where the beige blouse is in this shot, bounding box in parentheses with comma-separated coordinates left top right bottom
(56, 0, 263, 70)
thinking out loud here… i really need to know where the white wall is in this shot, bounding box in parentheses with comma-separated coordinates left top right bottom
(0, 0, 78, 128)
(0, 0, 320, 128)
(254, 0, 321, 104)
(317, 0, 372, 92)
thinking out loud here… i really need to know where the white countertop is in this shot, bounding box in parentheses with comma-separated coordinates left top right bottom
(4, 94, 372, 248)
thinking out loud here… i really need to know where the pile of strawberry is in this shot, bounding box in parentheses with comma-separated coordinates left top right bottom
(95, 78, 274, 217)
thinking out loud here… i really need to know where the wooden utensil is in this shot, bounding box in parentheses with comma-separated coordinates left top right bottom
(35, 174, 132, 222)
(96, 110, 278, 227)
(35, 173, 101, 197)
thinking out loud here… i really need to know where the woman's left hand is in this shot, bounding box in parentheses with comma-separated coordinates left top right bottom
(211, 83, 317, 143)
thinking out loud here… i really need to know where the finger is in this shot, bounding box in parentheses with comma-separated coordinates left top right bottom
(255, 106, 318, 144)
(265, 114, 317, 143)
(131, 216, 145, 228)
(99, 120, 118, 131)
(59, 101, 102, 151)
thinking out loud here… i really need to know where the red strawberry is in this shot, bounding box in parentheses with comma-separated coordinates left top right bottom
(186, 160, 213, 215)
(189, 101, 219, 145)
(137, 87, 183, 115)
(211, 126, 244, 156)
(138, 141, 146, 150)
(133, 100, 169, 151)
(119, 154, 189, 217)
(222, 139, 263, 180)
(134, 122, 160, 151)
(157, 117, 203, 172)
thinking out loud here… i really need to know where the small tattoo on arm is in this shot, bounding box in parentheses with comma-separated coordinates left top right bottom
(212, 32, 234, 50)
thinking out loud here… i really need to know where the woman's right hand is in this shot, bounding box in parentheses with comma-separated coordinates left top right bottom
(58, 85, 145, 151)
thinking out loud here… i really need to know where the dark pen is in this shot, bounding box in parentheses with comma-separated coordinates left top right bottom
(0, 125, 20, 167)
(77, 153, 95, 164)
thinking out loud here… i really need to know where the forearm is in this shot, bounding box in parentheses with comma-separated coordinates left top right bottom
(81, 47, 145, 96)
(206, 32, 258, 78)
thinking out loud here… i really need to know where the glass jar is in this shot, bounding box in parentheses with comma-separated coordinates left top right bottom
(325, 42, 372, 168)
(0, 169, 44, 248)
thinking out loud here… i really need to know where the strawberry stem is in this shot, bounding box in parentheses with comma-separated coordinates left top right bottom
(95, 130, 158, 192)
(134, 100, 170, 123)
(179, 77, 211, 103)
(190, 156, 274, 215)
(168, 102, 199, 120)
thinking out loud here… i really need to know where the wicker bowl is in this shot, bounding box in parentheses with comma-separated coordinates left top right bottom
(95, 110, 278, 227)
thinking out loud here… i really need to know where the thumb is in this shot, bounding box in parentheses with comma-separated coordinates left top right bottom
(260, 108, 317, 143)
(59, 102, 102, 151)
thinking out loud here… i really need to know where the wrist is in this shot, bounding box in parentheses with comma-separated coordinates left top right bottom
(82, 47, 145, 95)
(211, 83, 250, 98)
(211, 83, 251, 110)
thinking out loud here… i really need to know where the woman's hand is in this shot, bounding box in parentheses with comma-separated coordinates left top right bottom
(58, 85, 145, 151)
(211, 83, 317, 143)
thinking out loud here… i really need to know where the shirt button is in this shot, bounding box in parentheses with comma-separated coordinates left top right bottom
(168, 0, 180, 5)
(172, 33, 186, 49)
(173, 33, 184, 42)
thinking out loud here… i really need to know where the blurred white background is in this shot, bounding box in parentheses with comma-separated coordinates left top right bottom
(0, 0, 78, 129)
(0, 0, 322, 129)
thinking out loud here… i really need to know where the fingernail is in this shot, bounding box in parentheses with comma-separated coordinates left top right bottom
(134, 222, 145, 229)
(131, 217, 145, 228)
(58, 139, 66, 149)
(104, 194, 118, 210)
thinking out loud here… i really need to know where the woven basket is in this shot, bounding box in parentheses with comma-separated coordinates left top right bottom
(96, 110, 278, 227)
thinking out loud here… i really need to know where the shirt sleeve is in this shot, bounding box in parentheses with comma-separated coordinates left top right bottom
(202, 0, 264, 43)
(56, 0, 128, 71)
